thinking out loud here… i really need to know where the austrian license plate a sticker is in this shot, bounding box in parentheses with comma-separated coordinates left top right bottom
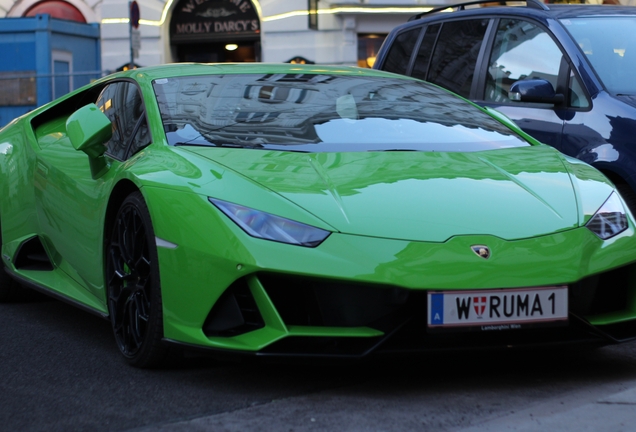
(427, 286, 568, 331)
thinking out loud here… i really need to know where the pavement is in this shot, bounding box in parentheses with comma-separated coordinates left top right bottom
(134, 374, 636, 432)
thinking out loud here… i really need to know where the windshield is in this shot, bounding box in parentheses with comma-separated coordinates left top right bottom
(152, 73, 529, 152)
(562, 16, 636, 95)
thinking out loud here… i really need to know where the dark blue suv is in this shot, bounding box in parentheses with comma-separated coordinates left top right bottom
(374, 0, 636, 209)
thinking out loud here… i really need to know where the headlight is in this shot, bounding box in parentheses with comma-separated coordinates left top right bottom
(209, 198, 330, 247)
(586, 192, 628, 240)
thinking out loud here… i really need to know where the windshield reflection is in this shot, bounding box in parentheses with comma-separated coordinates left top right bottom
(153, 73, 529, 152)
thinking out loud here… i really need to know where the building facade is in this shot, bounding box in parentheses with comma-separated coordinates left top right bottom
(0, 0, 441, 71)
(1, 0, 634, 72)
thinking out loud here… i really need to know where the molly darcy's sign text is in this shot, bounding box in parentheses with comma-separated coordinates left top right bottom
(172, 0, 260, 36)
(176, 19, 258, 34)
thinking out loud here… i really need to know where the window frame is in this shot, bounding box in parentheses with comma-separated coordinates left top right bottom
(95, 79, 152, 161)
(408, 22, 442, 81)
(51, 50, 73, 100)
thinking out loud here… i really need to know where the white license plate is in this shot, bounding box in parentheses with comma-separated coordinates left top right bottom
(427, 286, 568, 330)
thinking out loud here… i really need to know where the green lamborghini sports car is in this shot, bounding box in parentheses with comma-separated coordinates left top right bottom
(1, 63, 636, 367)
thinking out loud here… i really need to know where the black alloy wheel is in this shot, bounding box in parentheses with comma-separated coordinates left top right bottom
(106, 192, 168, 368)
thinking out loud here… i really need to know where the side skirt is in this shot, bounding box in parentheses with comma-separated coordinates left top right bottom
(6, 268, 108, 320)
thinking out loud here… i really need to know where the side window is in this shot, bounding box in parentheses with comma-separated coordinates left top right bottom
(382, 28, 421, 75)
(411, 23, 441, 81)
(427, 19, 489, 98)
(129, 115, 152, 156)
(569, 71, 590, 108)
(485, 19, 562, 103)
(96, 82, 147, 160)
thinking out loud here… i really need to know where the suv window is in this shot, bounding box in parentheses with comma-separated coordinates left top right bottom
(568, 70, 588, 108)
(382, 28, 421, 75)
(485, 19, 562, 103)
(411, 23, 441, 81)
(427, 19, 489, 98)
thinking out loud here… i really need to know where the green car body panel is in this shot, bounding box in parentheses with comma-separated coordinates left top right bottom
(1, 63, 636, 362)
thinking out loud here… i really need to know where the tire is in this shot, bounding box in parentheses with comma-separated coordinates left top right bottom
(0, 221, 19, 302)
(105, 192, 169, 368)
(616, 182, 636, 216)
(0, 262, 18, 303)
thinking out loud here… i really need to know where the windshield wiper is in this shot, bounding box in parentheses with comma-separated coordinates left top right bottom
(376, 149, 420, 152)
(175, 142, 315, 153)
(174, 142, 263, 149)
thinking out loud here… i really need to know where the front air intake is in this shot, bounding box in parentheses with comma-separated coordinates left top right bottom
(202, 279, 265, 337)
(258, 273, 410, 328)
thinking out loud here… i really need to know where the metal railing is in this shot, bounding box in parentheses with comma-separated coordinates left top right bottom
(0, 70, 113, 107)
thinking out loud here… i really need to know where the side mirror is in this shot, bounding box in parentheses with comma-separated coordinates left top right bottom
(508, 79, 564, 105)
(66, 103, 112, 179)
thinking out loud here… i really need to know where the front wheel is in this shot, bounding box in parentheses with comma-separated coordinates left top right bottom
(105, 192, 168, 368)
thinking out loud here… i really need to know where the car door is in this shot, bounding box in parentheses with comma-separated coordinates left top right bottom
(34, 80, 151, 302)
(475, 18, 590, 151)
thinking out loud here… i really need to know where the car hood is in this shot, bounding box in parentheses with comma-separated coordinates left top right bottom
(186, 146, 580, 242)
(615, 94, 636, 109)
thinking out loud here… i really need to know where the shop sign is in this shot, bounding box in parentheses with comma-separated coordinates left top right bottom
(170, 0, 260, 42)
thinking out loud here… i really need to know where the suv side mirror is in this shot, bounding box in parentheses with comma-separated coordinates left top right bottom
(508, 79, 564, 105)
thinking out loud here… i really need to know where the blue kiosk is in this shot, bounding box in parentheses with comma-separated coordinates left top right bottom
(0, 14, 101, 127)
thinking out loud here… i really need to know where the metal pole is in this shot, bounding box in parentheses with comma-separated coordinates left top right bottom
(129, 1, 134, 70)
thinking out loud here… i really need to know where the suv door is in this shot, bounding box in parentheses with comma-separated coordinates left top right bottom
(476, 18, 589, 151)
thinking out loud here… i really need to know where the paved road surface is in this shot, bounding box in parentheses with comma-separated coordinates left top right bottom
(2, 294, 636, 431)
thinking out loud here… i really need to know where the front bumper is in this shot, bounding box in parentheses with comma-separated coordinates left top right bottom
(151, 193, 636, 356)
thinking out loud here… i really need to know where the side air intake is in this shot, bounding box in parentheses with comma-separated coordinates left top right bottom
(13, 236, 53, 271)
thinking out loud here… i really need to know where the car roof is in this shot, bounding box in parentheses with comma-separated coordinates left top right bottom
(409, 1, 636, 22)
(108, 63, 406, 82)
